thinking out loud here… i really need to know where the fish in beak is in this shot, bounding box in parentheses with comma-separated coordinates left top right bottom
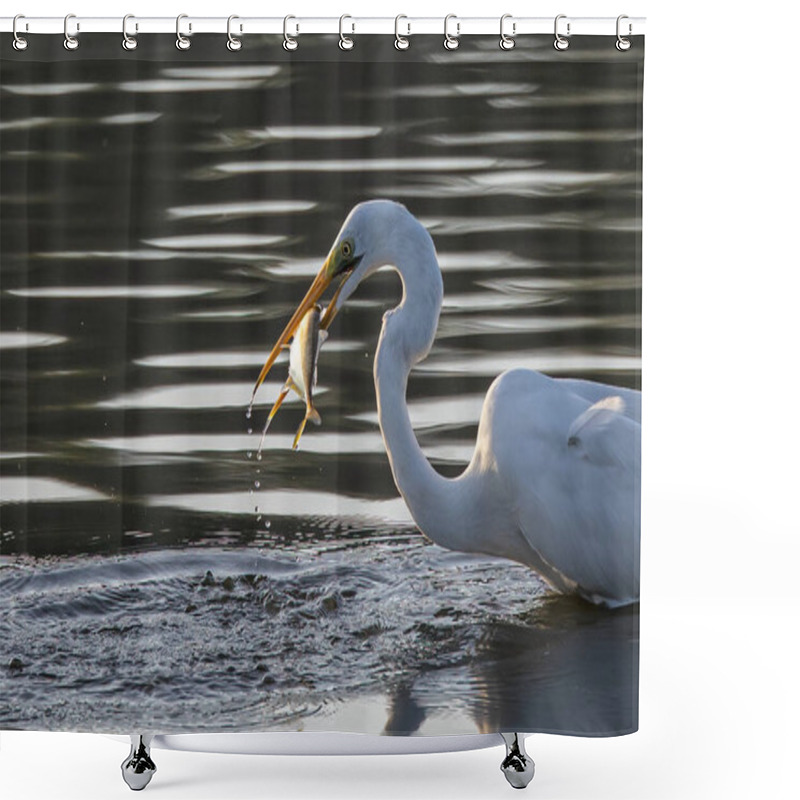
(250, 235, 361, 450)
(258, 304, 328, 452)
(249, 238, 360, 410)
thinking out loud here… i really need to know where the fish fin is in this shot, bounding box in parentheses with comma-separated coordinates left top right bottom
(292, 417, 308, 451)
(286, 377, 304, 399)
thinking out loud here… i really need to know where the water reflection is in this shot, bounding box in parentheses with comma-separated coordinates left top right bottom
(207, 156, 533, 177)
(98, 381, 308, 409)
(3, 82, 98, 96)
(167, 199, 316, 221)
(8, 285, 217, 299)
(99, 112, 162, 126)
(422, 129, 641, 146)
(160, 66, 282, 80)
(117, 78, 270, 93)
(83, 430, 386, 456)
(143, 233, 286, 249)
(0, 331, 67, 350)
(382, 598, 638, 736)
(0, 477, 107, 504)
(0, 545, 636, 734)
(390, 82, 539, 98)
(380, 169, 630, 199)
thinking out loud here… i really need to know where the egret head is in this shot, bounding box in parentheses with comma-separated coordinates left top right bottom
(250, 200, 418, 402)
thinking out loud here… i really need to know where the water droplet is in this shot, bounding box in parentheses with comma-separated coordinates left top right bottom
(257, 452, 262, 461)
(254, 481, 260, 489)
(246, 408, 252, 420)
(254, 505, 259, 513)
(246, 451, 252, 459)
(249, 489, 253, 496)
(264, 520, 271, 529)
(247, 427, 253, 435)
(256, 514, 262, 522)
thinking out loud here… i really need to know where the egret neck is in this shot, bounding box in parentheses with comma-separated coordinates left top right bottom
(372, 229, 483, 555)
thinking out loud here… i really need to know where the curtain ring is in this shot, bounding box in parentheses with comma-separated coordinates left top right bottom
(499, 14, 515, 50)
(176, 14, 191, 50)
(554, 14, 570, 51)
(394, 15, 410, 50)
(122, 14, 138, 51)
(443, 14, 459, 50)
(616, 15, 632, 51)
(63, 13, 79, 51)
(227, 15, 242, 51)
(339, 15, 354, 50)
(12, 14, 28, 51)
(283, 15, 298, 51)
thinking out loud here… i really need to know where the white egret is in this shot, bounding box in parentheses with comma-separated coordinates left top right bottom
(251, 200, 640, 606)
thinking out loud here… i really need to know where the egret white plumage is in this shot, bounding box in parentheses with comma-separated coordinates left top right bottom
(251, 200, 640, 606)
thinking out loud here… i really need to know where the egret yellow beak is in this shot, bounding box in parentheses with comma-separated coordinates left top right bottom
(250, 266, 332, 405)
(250, 246, 358, 406)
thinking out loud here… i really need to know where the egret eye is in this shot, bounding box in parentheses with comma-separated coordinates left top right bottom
(341, 241, 353, 259)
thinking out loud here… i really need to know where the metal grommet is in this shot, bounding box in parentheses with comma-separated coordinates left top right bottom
(12, 14, 28, 51)
(394, 15, 410, 50)
(63, 13, 79, 51)
(176, 13, 191, 50)
(616, 15, 632, 51)
(122, 14, 138, 51)
(554, 14, 570, 51)
(443, 14, 459, 51)
(499, 14, 515, 50)
(339, 14, 354, 50)
(227, 15, 242, 51)
(283, 15, 298, 51)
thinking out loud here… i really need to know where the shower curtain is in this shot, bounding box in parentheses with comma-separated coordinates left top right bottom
(0, 30, 643, 738)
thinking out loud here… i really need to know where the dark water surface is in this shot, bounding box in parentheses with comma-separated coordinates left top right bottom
(0, 35, 642, 734)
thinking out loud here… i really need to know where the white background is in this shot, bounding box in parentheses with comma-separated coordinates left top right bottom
(2, 0, 799, 798)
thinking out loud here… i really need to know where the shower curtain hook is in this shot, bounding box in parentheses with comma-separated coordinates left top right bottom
(283, 15, 299, 50)
(616, 15, 632, 51)
(12, 14, 28, 51)
(554, 14, 570, 51)
(394, 15, 410, 50)
(176, 14, 191, 50)
(443, 14, 460, 50)
(227, 15, 242, 51)
(339, 15, 355, 50)
(63, 13, 79, 51)
(499, 14, 516, 50)
(122, 15, 138, 51)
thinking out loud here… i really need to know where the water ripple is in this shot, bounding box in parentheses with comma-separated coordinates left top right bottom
(0, 331, 67, 350)
(206, 157, 534, 177)
(0, 477, 107, 505)
(166, 200, 316, 221)
(7, 286, 216, 300)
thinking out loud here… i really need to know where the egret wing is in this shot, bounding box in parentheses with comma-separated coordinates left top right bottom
(566, 396, 638, 467)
